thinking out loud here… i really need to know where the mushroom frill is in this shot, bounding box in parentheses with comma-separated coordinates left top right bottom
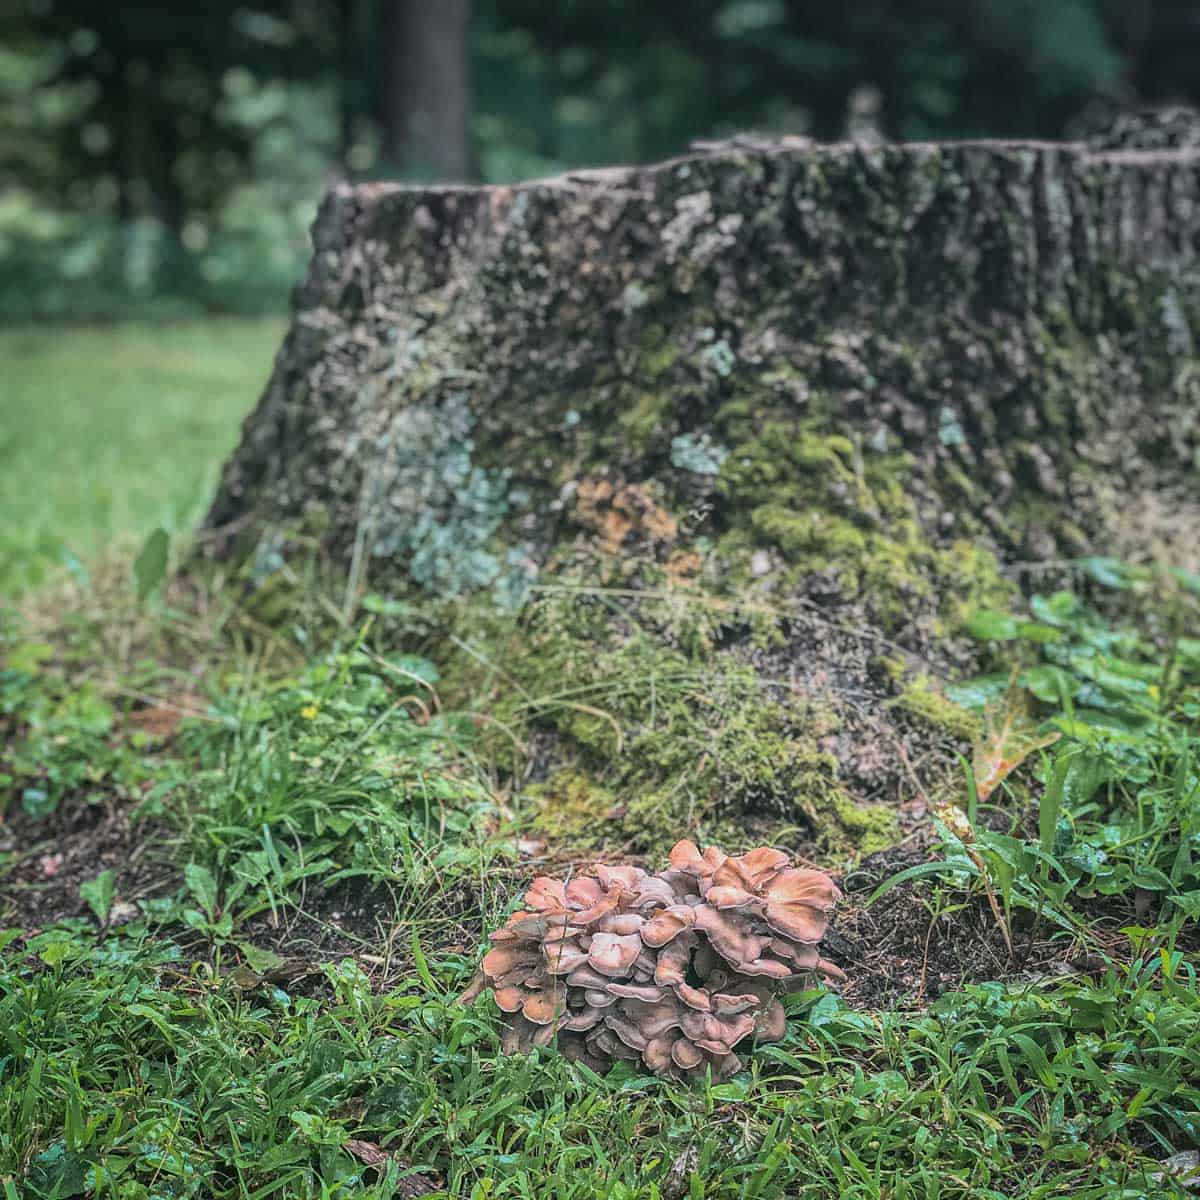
(461, 840, 844, 1080)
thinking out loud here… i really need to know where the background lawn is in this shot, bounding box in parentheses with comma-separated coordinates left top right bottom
(0, 319, 283, 593)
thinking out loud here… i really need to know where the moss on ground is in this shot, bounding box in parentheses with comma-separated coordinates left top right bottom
(890, 673, 983, 742)
(445, 590, 905, 862)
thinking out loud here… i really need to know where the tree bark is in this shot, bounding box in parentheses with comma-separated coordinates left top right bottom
(379, 0, 473, 181)
(204, 130, 1200, 849)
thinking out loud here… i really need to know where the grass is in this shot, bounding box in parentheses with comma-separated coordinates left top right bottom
(1, 325, 1199, 1197)
(2, 570, 1199, 1198)
(0, 319, 283, 591)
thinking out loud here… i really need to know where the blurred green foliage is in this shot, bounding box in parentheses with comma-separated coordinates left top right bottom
(1, 0, 1198, 318)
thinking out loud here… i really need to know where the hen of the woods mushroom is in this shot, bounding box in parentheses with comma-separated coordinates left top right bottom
(460, 841, 844, 1080)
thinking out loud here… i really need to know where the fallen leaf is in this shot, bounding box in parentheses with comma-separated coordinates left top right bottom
(973, 678, 1060, 803)
(342, 1141, 442, 1197)
(344, 1139, 387, 1167)
(128, 705, 184, 739)
(108, 900, 140, 925)
(39, 853, 64, 878)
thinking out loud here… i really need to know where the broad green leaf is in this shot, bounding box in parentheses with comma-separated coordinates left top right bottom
(134, 526, 169, 601)
(238, 942, 285, 974)
(184, 862, 219, 921)
(1021, 665, 1080, 704)
(80, 868, 116, 924)
(1080, 556, 1128, 589)
(387, 654, 441, 685)
(947, 673, 1009, 711)
(1030, 591, 1081, 627)
(865, 859, 974, 906)
(38, 938, 73, 967)
(1169, 566, 1200, 595)
(1039, 756, 1070, 857)
(964, 610, 1019, 641)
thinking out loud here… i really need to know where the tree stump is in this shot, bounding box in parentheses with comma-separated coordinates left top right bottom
(206, 131, 1200, 854)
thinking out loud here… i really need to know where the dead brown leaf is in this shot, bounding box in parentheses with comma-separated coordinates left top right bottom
(973, 677, 1060, 803)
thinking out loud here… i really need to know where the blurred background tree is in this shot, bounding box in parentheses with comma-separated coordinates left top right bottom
(2, 0, 1198, 320)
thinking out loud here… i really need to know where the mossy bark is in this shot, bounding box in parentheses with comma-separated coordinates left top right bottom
(206, 135, 1200, 860)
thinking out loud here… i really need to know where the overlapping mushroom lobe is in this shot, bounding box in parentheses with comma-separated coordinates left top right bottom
(469, 841, 844, 1079)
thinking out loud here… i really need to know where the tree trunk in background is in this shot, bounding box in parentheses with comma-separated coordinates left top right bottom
(204, 129, 1200, 854)
(337, 0, 356, 170)
(379, 0, 473, 181)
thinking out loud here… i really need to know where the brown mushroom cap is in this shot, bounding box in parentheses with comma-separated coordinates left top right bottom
(653, 934, 696, 987)
(493, 986, 526, 1013)
(541, 923, 583, 945)
(565, 876, 604, 908)
(760, 869, 841, 943)
(589, 1027, 640, 1061)
(680, 1009, 757, 1055)
(482, 842, 843, 1080)
(572, 895, 622, 926)
(764, 868, 842, 910)
(642, 1034, 680, 1074)
(541, 942, 590, 975)
(728, 979, 774, 1005)
(704, 885, 756, 910)
(492, 964, 541, 990)
(563, 1005, 607, 1031)
(632, 948, 660, 977)
(710, 991, 758, 1015)
(639, 905, 696, 948)
(565, 964, 612, 989)
(603, 1012, 650, 1052)
(522, 990, 565, 1025)
(674, 983, 713, 1012)
(623, 999, 685, 1040)
(482, 944, 540, 980)
(672, 840, 705, 878)
(735, 956, 793, 979)
(596, 912, 644, 936)
(671, 1038, 704, 1070)
(595, 864, 644, 892)
(508, 913, 566, 939)
(815, 956, 847, 982)
(606, 982, 665, 1003)
(658, 869, 702, 899)
(588, 932, 643, 977)
(735, 846, 790, 880)
(707, 847, 788, 895)
(693, 905, 765, 966)
(761, 905, 828, 945)
(632, 878, 678, 909)
(526, 877, 567, 911)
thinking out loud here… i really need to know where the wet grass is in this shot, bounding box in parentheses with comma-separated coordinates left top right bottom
(0, 319, 282, 591)
(2, 564, 1199, 1198)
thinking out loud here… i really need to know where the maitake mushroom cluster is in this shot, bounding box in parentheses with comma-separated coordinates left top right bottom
(463, 841, 844, 1079)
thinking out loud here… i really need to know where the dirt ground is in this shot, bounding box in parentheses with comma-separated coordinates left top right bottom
(2, 793, 1146, 1011)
